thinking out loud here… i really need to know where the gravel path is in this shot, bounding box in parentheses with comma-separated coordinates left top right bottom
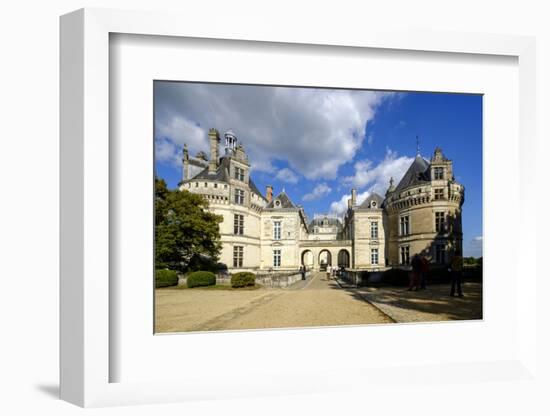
(155, 272, 392, 333)
(345, 281, 483, 323)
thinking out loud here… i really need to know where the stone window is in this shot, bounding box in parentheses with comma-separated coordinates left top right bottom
(435, 244, 446, 264)
(400, 215, 410, 236)
(434, 188, 444, 200)
(273, 249, 281, 267)
(234, 189, 245, 205)
(214, 183, 218, 188)
(371, 248, 379, 265)
(434, 167, 444, 180)
(273, 221, 281, 240)
(233, 214, 244, 235)
(435, 212, 446, 232)
(195, 182, 198, 187)
(204, 182, 208, 187)
(233, 246, 243, 267)
(234, 166, 245, 181)
(370, 221, 378, 239)
(400, 245, 410, 265)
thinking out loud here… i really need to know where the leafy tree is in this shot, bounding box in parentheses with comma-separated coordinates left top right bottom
(155, 177, 223, 272)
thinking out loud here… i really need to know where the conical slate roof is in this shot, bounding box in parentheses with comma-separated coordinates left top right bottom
(394, 154, 430, 193)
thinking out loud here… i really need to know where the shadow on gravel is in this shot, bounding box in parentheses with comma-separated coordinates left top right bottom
(331, 281, 482, 322)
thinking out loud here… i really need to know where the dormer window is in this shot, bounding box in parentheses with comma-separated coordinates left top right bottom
(275, 200, 281, 207)
(371, 201, 377, 208)
(434, 167, 444, 180)
(234, 167, 245, 181)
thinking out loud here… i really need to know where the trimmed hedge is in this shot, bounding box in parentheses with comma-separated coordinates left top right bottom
(187, 271, 216, 288)
(231, 272, 256, 288)
(155, 269, 179, 288)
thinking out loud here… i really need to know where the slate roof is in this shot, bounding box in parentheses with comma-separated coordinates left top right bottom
(358, 192, 384, 209)
(393, 155, 431, 193)
(308, 216, 343, 232)
(266, 191, 296, 209)
(188, 156, 266, 201)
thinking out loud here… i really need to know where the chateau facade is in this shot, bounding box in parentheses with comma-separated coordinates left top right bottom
(179, 128, 464, 272)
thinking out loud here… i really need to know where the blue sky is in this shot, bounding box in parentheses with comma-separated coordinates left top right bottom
(155, 82, 483, 257)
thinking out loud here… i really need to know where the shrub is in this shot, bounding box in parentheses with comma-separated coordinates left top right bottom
(231, 272, 256, 288)
(155, 269, 179, 288)
(187, 271, 216, 288)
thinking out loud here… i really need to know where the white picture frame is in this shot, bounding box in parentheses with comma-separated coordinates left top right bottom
(60, 8, 538, 408)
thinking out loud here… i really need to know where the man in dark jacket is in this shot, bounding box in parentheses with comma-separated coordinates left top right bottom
(449, 253, 464, 297)
(409, 254, 422, 291)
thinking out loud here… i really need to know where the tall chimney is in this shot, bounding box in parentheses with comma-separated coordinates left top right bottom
(347, 198, 352, 209)
(208, 128, 220, 173)
(266, 185, 273, 203)
(182, 143, 189, 180)
(351, 188, 357, 206)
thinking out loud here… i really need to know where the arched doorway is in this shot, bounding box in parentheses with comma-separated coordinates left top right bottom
(337, 249, 350, 269)
(301, 250, 314, 269)
(318, 250, 332, 271)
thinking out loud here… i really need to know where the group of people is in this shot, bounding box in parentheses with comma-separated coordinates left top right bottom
(325, 264, 338, 280)
(409, 252, 464, 297)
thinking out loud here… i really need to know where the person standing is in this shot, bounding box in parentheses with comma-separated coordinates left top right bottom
(300, 265, 306, 280)
(420, 256, 429, 290)
(449, 252, 464, 297)
(326, 264, 332, 280)
(409, 254, 422, 291)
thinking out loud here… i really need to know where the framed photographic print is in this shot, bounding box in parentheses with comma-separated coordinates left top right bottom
(60, 7, 538, 408)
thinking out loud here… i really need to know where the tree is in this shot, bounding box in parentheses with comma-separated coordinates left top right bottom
(155, 177, 223, 272)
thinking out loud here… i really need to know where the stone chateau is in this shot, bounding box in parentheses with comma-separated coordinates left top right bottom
(179, 128, 464, 272)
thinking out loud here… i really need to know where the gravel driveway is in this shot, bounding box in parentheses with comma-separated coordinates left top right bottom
(155, 272, 392, 333)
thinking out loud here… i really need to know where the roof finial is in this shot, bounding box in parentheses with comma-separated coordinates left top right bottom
(416, 135, 420, 155)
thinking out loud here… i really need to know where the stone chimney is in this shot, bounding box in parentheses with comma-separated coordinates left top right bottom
(266, 185, 273, 203)
(208, 128, 220, 173)
(351, 188, 357, 206)
(347, 198, 352, 209)
(182, 144, 189, 180)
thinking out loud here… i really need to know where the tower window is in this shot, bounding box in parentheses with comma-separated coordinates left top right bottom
(400, 246, 410, 265)
(435, 212, 446, 232)
(400, 216, 410, 236)
(234, 189, 245, 205)
(234, 214, 244, 235)
(434, 167, 444, 180)
(435, 244, 446, 264)
(234, 167, 245, 181)
(233, 246, 243, 267)
(434, 188, 444, 200)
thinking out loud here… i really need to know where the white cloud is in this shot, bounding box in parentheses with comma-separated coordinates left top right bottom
(155, 116, 207, 167)
(329, 189, 373, 216)
(343, 148, 414, 194)
(155, 82, 395, 179)
(275, 168, 299, 184)
(303, 183, 332, 201)
(328, 149, 414, 216)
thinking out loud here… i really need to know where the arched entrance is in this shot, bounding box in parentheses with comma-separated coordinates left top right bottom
(301, 250, 314, 269)
(337, 249, 350, 269)
(318, 250, 332, 271)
